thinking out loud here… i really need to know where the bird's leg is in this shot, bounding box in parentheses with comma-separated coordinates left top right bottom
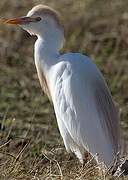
(84, 152, 92, 163)
(83, 152, 92, 165)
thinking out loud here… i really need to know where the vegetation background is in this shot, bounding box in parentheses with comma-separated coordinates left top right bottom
(0, 0, 128, 179)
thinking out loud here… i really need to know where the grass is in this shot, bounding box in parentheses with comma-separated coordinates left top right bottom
(0, 0, 128, 179)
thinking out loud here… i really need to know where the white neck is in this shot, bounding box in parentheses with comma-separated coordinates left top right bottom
(37, 36, 59, 56)
(35, 36, 59, 70)
(34, 26, 64, 86)
(35, 27, 64, 67)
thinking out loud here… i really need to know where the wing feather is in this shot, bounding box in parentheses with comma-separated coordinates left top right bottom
(51, 54, 121, 166)
(94, 79, 120, 152)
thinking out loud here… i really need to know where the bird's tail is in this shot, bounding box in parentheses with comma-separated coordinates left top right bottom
(113, 159, 128, 176)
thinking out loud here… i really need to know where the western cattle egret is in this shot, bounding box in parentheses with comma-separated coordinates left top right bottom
(3, 4, 128, 175)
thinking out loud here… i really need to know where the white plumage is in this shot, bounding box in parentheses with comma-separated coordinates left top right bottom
(4, 4, 126, 174)
(48, 52, 120, 167)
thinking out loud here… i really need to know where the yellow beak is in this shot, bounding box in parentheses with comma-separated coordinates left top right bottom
(2, 16, 41, 25)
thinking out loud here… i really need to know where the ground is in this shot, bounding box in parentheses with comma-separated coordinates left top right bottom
(0, 0, 128, 179)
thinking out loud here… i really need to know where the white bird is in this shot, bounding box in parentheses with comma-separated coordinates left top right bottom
(3, 4, 128, 175)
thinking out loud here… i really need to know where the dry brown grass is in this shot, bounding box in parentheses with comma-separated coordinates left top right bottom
(0, 0, 128, 179)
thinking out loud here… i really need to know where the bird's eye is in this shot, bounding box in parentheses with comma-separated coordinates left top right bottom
(35, 17, 41, 22)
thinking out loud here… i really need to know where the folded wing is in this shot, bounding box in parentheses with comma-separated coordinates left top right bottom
(51, 54, 120, 167)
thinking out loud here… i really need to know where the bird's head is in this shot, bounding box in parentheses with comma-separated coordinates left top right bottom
(3, 5, 64, 48)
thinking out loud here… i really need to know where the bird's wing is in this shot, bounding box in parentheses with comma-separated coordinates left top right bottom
(50, 53, 120, 166)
